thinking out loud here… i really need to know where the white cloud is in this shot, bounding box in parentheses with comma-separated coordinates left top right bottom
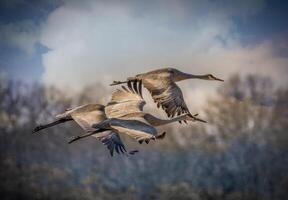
(39, 0, 287, 98)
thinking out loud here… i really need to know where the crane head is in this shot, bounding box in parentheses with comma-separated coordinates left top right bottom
(205, 74, 224, 81)
(166, 68, 223, 82)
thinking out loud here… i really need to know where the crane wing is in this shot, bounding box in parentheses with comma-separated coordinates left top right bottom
(61, 104, 127, 156)
(68, 104, 107, 132)
(105, 84, 145, 119)
(141, 78, 190, 118)
(103, 85, 156, 143)
(92, 118, 157, 144)
(92, 131, 127, 156)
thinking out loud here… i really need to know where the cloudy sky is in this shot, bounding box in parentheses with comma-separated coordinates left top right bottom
(0, 0, 287, 95)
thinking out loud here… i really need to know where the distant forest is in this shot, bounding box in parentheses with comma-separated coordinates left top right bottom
(0, 74, 287, 200)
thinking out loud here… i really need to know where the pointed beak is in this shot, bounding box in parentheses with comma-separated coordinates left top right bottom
(214, 77, 224, 82)
(193, 116, 207, 123)
(188, 114, 207, 123)
(195, 117, 207, 123)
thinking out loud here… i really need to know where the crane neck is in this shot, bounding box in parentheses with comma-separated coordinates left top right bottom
(183, 73, 209, 80)
(144, 114, 187, 127)
(174, 73, 209, 82)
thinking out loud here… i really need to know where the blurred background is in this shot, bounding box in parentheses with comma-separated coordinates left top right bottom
(0, 0, 287, 199)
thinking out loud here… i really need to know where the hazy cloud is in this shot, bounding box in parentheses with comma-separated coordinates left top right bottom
(39, 0, 287, 96)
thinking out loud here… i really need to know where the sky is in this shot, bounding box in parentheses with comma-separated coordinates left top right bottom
(0, 0, 287, 103)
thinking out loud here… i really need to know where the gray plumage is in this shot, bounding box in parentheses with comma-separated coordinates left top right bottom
(33, 83, 206, 156)
(33, 104, 128, 156)
(33, 67, 213, 156)
(111, 67, 223, 119)
(96, 84, 206, 144)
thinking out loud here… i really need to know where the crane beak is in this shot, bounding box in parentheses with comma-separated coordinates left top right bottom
(194, 118, 207, 123)
(214, 77, 224, 82)
(187, 114, 207, 123)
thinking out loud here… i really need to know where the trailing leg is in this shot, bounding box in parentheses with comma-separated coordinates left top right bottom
(110, 80, 128, 86)
(68, 129, 106, 144)
(110, 77, 138, 86)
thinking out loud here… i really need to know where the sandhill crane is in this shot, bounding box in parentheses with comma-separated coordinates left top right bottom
(68, 85, 205, 144)
(33, 104, 136, 156)
(34, 85, 206, 156)
(110, 67, 223, 120)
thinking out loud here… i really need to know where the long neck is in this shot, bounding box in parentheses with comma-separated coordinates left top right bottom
(176, 73, 208, 82)
(144, 114, 186, 127)
(184, 73, 209, 79)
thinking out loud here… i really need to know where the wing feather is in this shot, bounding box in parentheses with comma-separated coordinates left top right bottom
(105, 86, 145, 118)
(93, 117, 156, 143)
(70, 104, 106, 132)
(92, 131, 127, 156)
(142, 78, 190, 118)
(59, 104, 129, 156)
(104, 86, 156, 143)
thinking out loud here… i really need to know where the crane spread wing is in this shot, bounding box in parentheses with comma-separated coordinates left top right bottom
(92, 118, 157, 144)
(92, 131, 127, 156)
(105, 84, 145, 119)
(103, 85, 156, 143)
(69, 104, 107, 132)
(140, 78, 190, 118)
(60, 104, 126, 155)
(153, 81, 190, 117)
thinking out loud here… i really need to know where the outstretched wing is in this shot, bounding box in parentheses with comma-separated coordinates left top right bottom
(141, 78, 190, 118)
(68, 104, 107, 132)
(64, 104, 128, 156)
(152, 81, 190, 117)
(92, 131, 126, 156)
(93, 118, 157, 144)
(103, 86, 156, 143)
(105, 83, 145, 119)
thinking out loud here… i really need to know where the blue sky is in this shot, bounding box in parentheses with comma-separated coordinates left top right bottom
(0, 0, 287, 89)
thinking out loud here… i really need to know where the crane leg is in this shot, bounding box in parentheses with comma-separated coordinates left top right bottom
(110, 80, 128, 86)
(68, 129, 105, 144)
(110, 77, 137, 86)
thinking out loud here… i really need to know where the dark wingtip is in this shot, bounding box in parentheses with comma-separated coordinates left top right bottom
(138, 80, 143, 98)
(127, 80, 133, 92)
(119, 145, 126, 153)
(156, 132, 166, 139)
(129, 150, 139, 155)
(132, 81, 138, 94)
